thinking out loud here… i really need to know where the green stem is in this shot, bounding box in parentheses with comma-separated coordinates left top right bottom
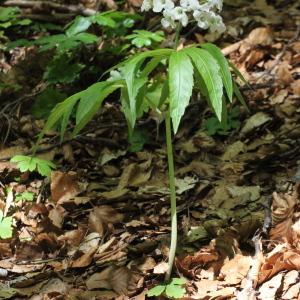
(164, 109, 177, 282)
(174, 23, 182, 49)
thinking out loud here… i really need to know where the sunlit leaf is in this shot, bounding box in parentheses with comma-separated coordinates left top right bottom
(202, 43, 233, 102)
(185, 47, 223, 121)
(169, 50, 194, 133)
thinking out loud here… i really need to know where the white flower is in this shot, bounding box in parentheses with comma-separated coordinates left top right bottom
(180, 0, 200, 11)
(141, 0, 152, 11)
(193, 10, 210, 29)
(140, 0, 225, 33)
(153, 0, 174, 13)
(208, 13, 225, 33)
(207, 0, 223, 11)
(161, 16, 176, 28)
(164, 7, 189, 27)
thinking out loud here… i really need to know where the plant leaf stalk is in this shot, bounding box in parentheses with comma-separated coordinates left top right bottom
(164, 109, 177, 281)
(164, 23, 182, 281)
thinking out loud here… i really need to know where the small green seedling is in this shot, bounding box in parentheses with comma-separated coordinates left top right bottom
(204, 106, 241, 136)
(126, 30, 165, 48)
(0, 210, 13, 239)
(11, 155, 56, 177)
(148, 277, 187, 299)
(15, 191, 34, 202)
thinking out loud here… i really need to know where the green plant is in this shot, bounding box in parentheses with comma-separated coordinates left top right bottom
(0, 210, 13, 239)
(148, 277, 187, 299)
(204, 106, 240, 135)
(0, 7, 31, 29)
(11, 155, 56, 177)
(15, 191, 34, 202)
(37, 2, 246, 282)
(126, 29, 165, 48)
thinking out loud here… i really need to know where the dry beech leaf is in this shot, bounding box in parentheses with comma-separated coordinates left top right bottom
(258, 273, 283, 300)
(48, 205, 66, 228)
(276, 62, 293, 85)
(57, 228, 86, 248)
(86, 266, 114, 290)
(89, 205, 124, 237)
(220, 254, 252, 284)
(247, 27, 273, 46)
(153, 262, 169, 274)
(118, 163, 152, 189)
(71, 247, 98, 268)
(271, 190, 297, 225)
(111, 267, 132, 295)
(51, 171, 80, 203)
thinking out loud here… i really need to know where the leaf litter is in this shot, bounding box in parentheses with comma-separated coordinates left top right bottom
(0, 1, 300, 299)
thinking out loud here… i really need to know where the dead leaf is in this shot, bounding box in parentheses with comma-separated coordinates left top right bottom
(220, 254, 252, 284)
(51, 171, 80, 204)
(247, 27, 273, 46)
(241, 112, 272, 135)
(89, 205, 124, 237)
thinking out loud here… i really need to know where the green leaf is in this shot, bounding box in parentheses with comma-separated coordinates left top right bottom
(36, 162, 52, 177)
(93, 15, 117, 28)
(32, 87, 67, 119)
(165, 284, 186, 299)
(0, 215, 13, 239)
(39, 91, 82, 143)
(128, 128, 149, 152)
(169, 50, 194, 133)
(15, 191, 34, 202)
(73, 32, 98, 44)
(11, 156, 56, 177)
(74, 81, 122, 135)
(229, 61, 251, 88)
(122, 49, 173, 130)
(201, 43, 233, 102)
(233, 81, 249, 112)
(0, 7, 19, 23)
(66, 16, 92, 36)
(170, 278, 188, 285)
(185, 47, 223, 121)
(44, 53, 85, 84)
(147, 285, 166, 297)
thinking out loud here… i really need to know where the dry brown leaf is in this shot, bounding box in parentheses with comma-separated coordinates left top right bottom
(118, 163, 152, 188)
(153, 262, 169, 274)
(51, 171, 80, 203)
(277, 61, 293, 85)
(221, 141, 245, 161)
(247, 27, 273, 46)
(86, 266, 114, 290)
(71, 247, 97, 268)
(88, 205, 124, 237)
(48, 205, 66, 228)
(57, 228, 86, 248)
(220, 254, 252, 284)
(258, 273, 283, 300)
(110, 267, 132, 295)
(291, 79, 300, 96)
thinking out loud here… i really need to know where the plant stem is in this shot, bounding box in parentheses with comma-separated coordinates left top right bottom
(164, 109, 177, 282)
(174, 23, 182, 49)
(164, 22, 182, 282)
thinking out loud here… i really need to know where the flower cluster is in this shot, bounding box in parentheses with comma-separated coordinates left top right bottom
(141, 0, 225, 33)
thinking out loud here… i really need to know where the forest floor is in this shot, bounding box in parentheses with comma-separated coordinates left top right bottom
(0, 0, 300, 299)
